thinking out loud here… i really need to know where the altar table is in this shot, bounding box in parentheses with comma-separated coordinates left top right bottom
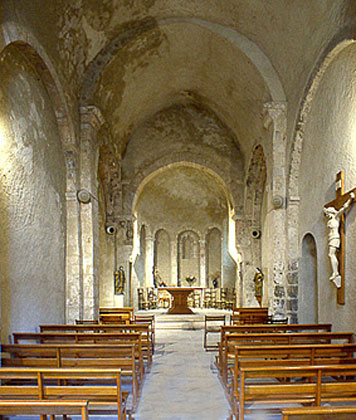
(159, 287, 202, 314)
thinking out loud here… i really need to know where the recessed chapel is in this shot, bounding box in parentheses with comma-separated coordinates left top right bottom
(1, 1, 356, 419)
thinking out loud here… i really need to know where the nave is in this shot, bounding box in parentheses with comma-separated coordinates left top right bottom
(2, 306, 356, 420)
(135, 328, 230, 420)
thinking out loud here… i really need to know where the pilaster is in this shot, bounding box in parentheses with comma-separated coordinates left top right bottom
(79, 106, 104, 320)
(264, 101, 288, 318)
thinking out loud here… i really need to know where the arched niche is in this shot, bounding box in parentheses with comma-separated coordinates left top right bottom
(206, 228, 222, 287)
(299, 233, 318, 324)
(154, 229, 171, 286)
(178, 230, 200, 286)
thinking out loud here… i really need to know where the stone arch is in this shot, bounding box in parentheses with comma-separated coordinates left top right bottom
(299, 233, 318, 324)
(154, 229, 171, 286)
(288, 27, 356, 199)
(0, 22, 76, 145)
(131, 160, 238, 216)
(80, 17, 285, 105)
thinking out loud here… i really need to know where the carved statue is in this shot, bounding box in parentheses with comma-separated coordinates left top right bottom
(253, 267, 264, 307)
(114, 265, 126, 295)
(324, 192, 355, 288)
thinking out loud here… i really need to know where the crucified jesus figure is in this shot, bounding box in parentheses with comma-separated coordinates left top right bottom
(324, 192, 355, 288)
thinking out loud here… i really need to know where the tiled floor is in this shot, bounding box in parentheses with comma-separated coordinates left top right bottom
(134, 329, 231, 420)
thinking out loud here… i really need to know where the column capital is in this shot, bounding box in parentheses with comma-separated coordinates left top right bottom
(80, 106, 105, 131)
(263, 101, 287, 128)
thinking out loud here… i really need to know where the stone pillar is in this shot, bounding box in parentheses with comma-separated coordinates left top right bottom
(57, 111, 82, 324)
(79, 106, 104, 320)
(199, 239, 206, 287)
(264, 101, 288, 318)
(64, 150, 82, 323)
(171, 239, 178, 286)
(145, 234, 154, 287)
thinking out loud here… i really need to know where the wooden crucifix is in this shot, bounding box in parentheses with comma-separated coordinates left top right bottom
(324, 171, 355, 305)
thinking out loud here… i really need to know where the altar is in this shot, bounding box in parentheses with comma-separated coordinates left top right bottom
(159, 287, 203, 314)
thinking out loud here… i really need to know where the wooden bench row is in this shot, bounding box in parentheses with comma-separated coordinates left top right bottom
(13, 331, 152, 369)
(0, 400, 89, 419)
(40, 322, 155, 354)
(219, 331, 353, 382)
(0, 367, 127, 420)
(1, 342, 142, 411)
(237, 364, 356, 420)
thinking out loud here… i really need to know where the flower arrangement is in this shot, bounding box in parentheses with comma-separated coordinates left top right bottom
(185, 275, 196, 286)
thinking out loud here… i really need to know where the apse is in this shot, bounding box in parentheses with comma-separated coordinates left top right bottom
(133, 164, 236, 288)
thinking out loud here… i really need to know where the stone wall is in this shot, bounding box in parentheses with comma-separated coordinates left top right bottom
(298, 42, 356, 331)
(0, 44, 66, 339)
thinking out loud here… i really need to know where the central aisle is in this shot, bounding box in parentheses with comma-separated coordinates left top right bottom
(134, 329, 231, 420)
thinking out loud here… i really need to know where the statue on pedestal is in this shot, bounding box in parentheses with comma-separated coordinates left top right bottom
(114, 265, 125, 295)
(253, 267, 264, 307)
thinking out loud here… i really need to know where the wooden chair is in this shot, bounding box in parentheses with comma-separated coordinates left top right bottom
(204, 315, 226, 351)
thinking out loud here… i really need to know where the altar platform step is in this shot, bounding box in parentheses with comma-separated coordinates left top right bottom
(137, 309, 231, 330)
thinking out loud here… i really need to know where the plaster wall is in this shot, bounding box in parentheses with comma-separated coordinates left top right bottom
(298, 43, 356, 331)
(0, 45, 65, 339)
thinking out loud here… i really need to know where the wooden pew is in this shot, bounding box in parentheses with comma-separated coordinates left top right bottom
(13, 331, 152, 372)
(219, 331, 354, 381)
(0, 400, 89, 419)
(40, 323, 155, 357)
(0, 367, 127, 420)
(100, 314, 130, 324)
(2, 343, 142, 411)
(232, 307, 269, 324)
(100, 307, 134, 322)
(217, 323, 333, 362)
(281, 405, 356, 419)
(231, 343, 356, 397)
(236, 364, 356, 420)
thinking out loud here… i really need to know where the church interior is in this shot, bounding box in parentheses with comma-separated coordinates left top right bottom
(1, 1, 356, 419)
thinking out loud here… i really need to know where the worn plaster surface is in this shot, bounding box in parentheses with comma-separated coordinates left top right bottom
(298, 42, 356, 331)
(0, 44, 65, 339)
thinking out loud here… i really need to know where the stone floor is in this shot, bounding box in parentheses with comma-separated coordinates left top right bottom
(134, 328, 231, 420)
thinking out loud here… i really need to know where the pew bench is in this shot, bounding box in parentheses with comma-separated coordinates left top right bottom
(2, 343, 142, 411)
(0, 399, 89, 419)
(217, 324, 333, 374)
(236, 364, 356, 420)
(13, 331, 152, 370)
(218, 331, 354, 382)
(40, 323, 155, 358)
(281, 405, 356, 419)
(0, 367, 128, 420)
(230, 343, 356, 397)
